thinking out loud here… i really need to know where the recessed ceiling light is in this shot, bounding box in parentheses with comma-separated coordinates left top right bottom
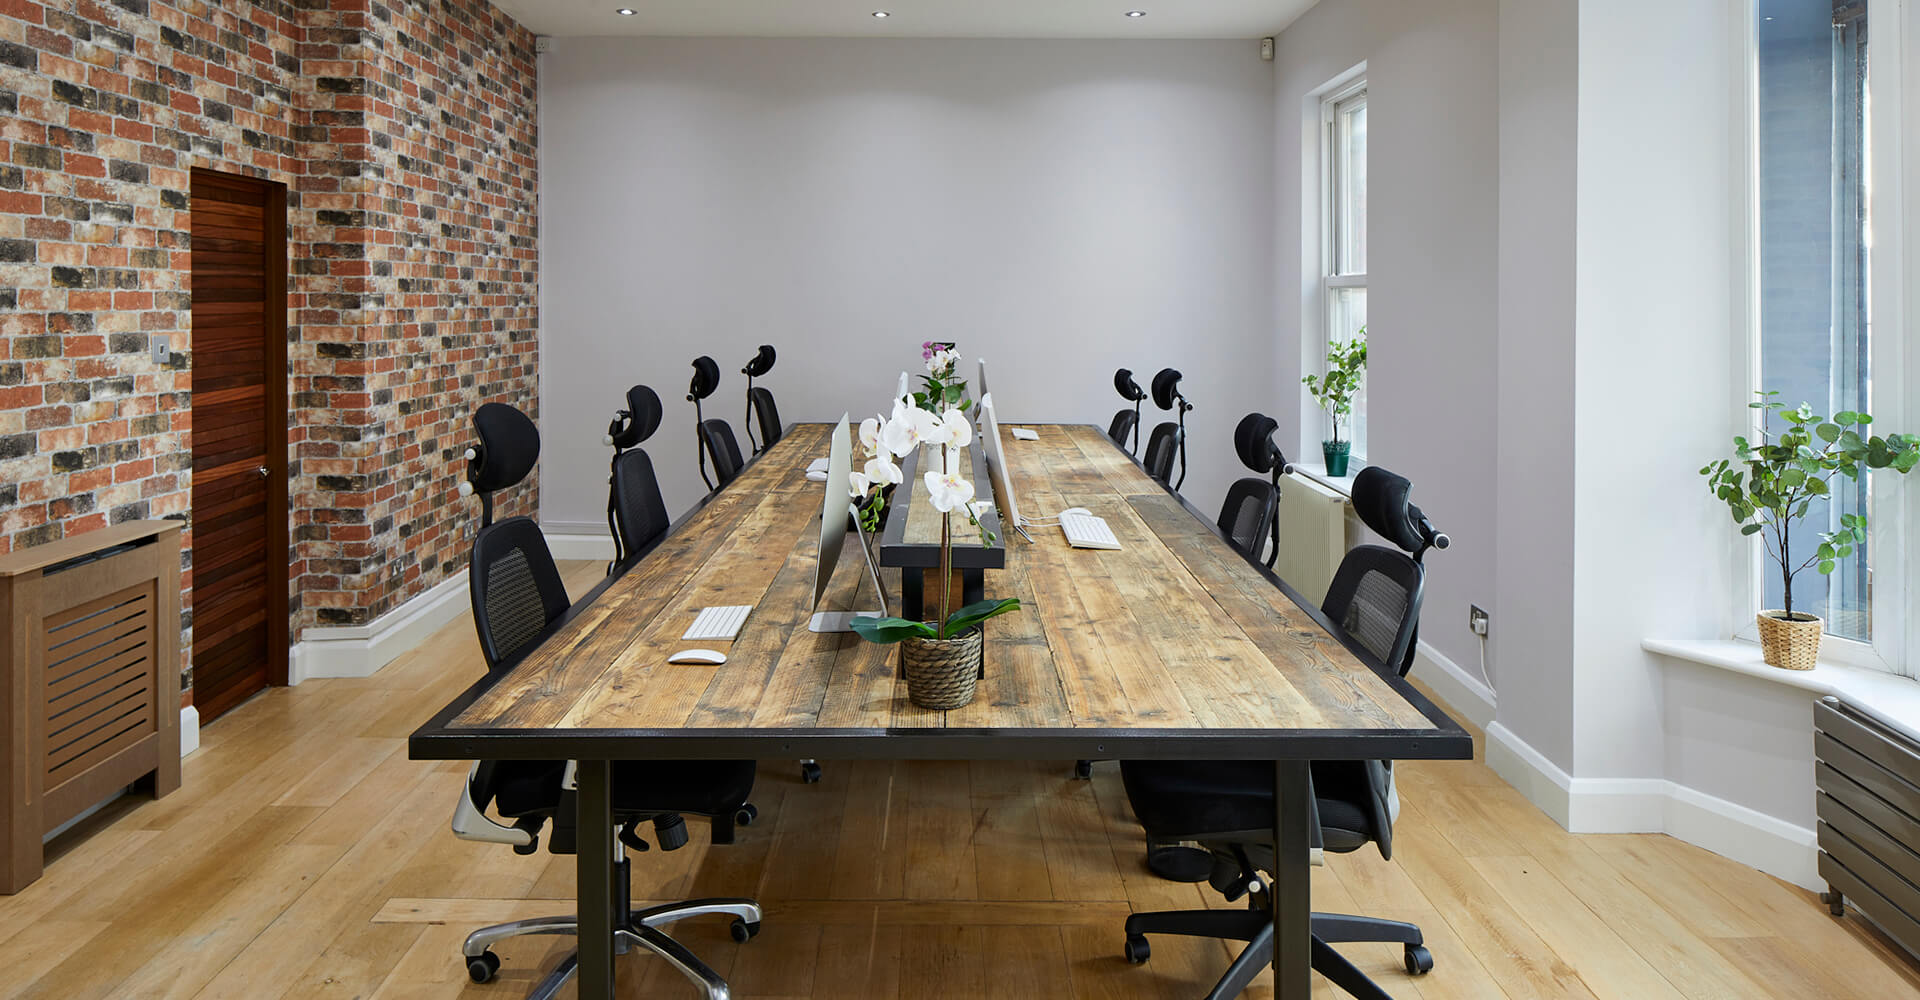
(872, 10, 890, 17)
(1125, 9, 1147, 17)
(616, 7, 635, 14)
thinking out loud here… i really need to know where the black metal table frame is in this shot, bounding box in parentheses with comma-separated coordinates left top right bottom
(411, 424, 1471, 1000)
(877, 443, 1004, 622)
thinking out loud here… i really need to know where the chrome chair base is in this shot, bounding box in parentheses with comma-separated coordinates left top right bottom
(462, 896, 762, 1000)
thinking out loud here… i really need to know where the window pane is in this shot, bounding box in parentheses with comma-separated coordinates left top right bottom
(1329, 286, 1367, 459)
(1755, 0, 1870, 639)
(1334, 97, 1367, 276)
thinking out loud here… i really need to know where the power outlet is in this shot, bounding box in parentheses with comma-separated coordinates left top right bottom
(1469, 605, 1490, 636)
(152, 336, 170, 365)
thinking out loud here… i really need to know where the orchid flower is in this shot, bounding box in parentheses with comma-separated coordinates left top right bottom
(881, 406, 941, 457)
(924, 469, 975, 513)
(864, 454, 903, 487)
(858, 415, 885, 455)
(848, 470, 872, 498)
(936, 407, 972, 449)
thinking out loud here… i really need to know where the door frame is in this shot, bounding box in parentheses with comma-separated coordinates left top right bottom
(189, 168, 290, 690)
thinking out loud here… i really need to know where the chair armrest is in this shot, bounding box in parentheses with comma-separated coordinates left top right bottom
(450, 761, 534, 848)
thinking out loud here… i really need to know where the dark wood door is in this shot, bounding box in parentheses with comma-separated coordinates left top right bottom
(188, 170, 288, 723)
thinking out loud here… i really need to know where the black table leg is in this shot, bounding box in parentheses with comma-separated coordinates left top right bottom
(901, 570, 923, 622)
(577, 759, 615, 999)
(1273, 760, 1310, 1000)
(962, 569, 983, 607)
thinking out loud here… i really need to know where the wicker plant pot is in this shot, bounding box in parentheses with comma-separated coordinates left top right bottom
(1756, 611, 1822, 671)
(901, 626, 982, 710)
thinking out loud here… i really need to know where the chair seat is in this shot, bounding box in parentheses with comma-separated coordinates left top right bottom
(491, 759, 757, 819)
(1120, 760, 1372, 854)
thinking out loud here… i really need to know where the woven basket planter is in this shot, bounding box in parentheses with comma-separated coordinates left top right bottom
(1756, 611, 1822, 671)
(901, 626, 982, 710)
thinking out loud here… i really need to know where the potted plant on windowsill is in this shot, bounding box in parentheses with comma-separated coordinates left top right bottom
(844, 364, 1019, 710)
(1702, 392, 1917, 670)
(1303, 328, 1366, 477)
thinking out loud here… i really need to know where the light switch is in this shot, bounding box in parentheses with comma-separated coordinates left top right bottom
(152, 336, 170, 365)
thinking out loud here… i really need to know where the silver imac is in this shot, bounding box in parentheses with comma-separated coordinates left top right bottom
(976, 362, 1032, 543)
(809, 415, 889, 632)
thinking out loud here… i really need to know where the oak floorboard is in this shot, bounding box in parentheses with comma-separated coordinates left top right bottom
(4, 561, 1914, 1000)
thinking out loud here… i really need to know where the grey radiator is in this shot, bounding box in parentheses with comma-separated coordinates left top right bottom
(1815, 695, 1920, 959)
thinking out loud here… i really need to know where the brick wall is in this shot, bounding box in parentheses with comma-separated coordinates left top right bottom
(0, 0, 537, 694)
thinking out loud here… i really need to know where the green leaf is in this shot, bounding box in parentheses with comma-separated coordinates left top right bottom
(1817, 559, 1836, 575)
(1834, 410, 1862, 426)
(848, 616, 938, 644)
(1815, 423, 1841, 443)
(1740, 523, 1762, 536)
(942, 597, 1022, 635)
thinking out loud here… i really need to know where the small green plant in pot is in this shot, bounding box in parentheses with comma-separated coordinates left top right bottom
(1701, 392, 1918, 669)
(1303, 329, 1366, 477)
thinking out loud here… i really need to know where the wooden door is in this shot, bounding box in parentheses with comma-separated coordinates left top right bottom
(188, 170, 288, 723)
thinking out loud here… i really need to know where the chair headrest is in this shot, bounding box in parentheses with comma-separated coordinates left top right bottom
(1351, 466, 1444, 554)
(1113, 368, 1146, 403)
(688, 356, 720, 401)
(1151, 368, 1183, 410)
(742, 344, 776, 378)
(469, 402, 539, 494)
(1234, 412, 1288, 475)
(608, 385, 663, 449)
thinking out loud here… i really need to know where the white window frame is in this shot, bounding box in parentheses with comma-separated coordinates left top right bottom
(1306, 66, 1369, 465)
(1732, 0, 1915, 677)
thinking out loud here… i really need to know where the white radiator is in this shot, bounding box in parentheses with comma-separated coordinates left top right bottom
(1274, 472, 1358, 607)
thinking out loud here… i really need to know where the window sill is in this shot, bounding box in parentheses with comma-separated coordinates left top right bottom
(1291, 461, 1362, 498)
(1643, 637, 1920, 740)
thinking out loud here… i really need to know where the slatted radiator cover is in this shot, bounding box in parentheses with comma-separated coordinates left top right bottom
(1815, 696, 1920, 959)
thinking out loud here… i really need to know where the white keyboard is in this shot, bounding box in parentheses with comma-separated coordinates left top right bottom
(1059, 510, 1121, 550)
(683, 605, 753, 642)
(1009, 427, 1039, 441)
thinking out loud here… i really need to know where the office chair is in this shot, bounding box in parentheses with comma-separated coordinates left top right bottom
(453, 402, 764, 1000)
(1143, 368, 1191, 489)
(1117, 465, 1448, 1000)
(603, 385, 671, 574)
(741, 345, 782, 453)
(688, 356, 745, 490)
(1217, 413, 1288, 568)
(1109, 368, 1146, 454)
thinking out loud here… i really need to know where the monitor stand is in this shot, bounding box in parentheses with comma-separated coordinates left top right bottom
(808, 503, 890, 633)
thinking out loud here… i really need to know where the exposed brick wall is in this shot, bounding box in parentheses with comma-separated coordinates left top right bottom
(0, 0, 538, 692)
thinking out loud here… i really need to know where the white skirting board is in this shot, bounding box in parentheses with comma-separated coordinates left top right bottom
(1484, 721, 1819, 889)
(289, 572, 473, 683)
(543, 526, 617, 563)
(1410, 640, 1495, 730)
(180, 704, 200, 757)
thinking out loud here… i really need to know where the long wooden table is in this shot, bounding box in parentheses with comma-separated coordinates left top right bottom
(411, 422, 1470, 1000)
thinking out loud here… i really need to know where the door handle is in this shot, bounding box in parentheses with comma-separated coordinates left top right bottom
(256, 466, 270, 479)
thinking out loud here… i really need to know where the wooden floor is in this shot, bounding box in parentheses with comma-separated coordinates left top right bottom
(5, 561, 1917, 999)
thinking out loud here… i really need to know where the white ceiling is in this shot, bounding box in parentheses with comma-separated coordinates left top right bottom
(491, 0, 1319, 40)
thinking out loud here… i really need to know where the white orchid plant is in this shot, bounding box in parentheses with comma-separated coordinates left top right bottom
(846, 353, 1019, 645)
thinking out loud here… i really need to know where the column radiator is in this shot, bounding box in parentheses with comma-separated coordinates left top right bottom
(1273, 472, 1357, 608)
(1815, 696, 1920, 959)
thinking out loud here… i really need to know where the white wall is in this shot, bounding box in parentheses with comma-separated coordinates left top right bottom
(1270, 0, 1500, 678)
(537, 38, 1277, 531)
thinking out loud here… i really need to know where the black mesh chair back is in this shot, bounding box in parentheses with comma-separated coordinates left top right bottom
(1216, 477, 1279, 563)
(611, 448, 671, 558)
(1321, 546, 1423, 675)
(701, 419, 745, 488)
(748, 387, 782, 451)
(470, 515, 571, 672)
(1108, 409, 1139, 452)
(1143, 422, 1180, 485)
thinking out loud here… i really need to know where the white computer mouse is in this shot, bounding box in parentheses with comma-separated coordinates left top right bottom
(667, 648, 728, 665)
(1060, 507, 1092, 517)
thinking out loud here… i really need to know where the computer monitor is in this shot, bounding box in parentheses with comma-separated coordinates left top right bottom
(976, 362, 1032, 543)
(809, 415, 889, 632)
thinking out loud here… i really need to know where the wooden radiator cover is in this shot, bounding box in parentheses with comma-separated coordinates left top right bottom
(0, 520, 182, 893)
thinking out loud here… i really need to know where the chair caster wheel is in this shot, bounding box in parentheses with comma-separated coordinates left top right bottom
(731, 918, 762, 942)
(467, 950, 501, 983)
(1074, 760, 1093, 780)
(1404, 944, 1434, 976)
(735, 803, 757, 826)
(801, 762, 822, 784)
(1123, 935, 1150, 964)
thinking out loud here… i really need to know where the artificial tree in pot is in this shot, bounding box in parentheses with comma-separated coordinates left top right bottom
(1303, 328, 1367, 477)
(1702, 391, 1918, 669)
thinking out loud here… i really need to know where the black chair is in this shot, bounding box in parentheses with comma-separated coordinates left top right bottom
(688, 356, 745, 489)
(1117, 466, 1449, 1000)
(451, 402, 763, 1000)
(604, 385, 670, 572)
(1216, 413, 1288, 568)
(742, 345, 782, 453)
(1143, 368, 1191, 489)
(1109, 368, 1145, 454)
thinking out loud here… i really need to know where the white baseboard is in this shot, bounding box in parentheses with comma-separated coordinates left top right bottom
(1484, 721, 1819, 889)
(180, 704, 200, 757)
(289, 573, 470, 683)
(543, 526, 616, 562)
(1411, 640, 1495, 730)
